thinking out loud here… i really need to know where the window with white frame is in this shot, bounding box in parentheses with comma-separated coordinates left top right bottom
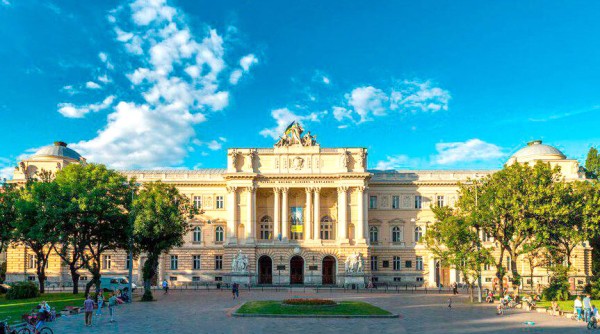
(370, 256, 378, 271)
(193, 255, 201, 270)
(392, 226, 403, 243)
(416, 256, 423, 270)
(369, 196, 377, 209)
(102, 255, 112, 270)
(484, 263, 491, 271)
(415, 195, 422, 209)
(392, 196, 400, 209)
(215, 255, 223, 270)
(193, 196, 202, 209)
(170, 255, 178, 270)
(369, 226, 378, 243)
(193, 226, 202, 243)
(259, 216, 273, 240)
(436, 195, 444, 207)
(215, 226, 224, 243)
(320, 216, 333, 240)
(28, 254, 37, 269)
(216, 195, 224, 209)
(414, 226, 423, 242)
(393, 256, 401, 271)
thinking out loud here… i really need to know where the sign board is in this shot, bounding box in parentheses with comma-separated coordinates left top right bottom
(291, 206, 304, 233)
(308, 265, 318, 271)
(276, 265, 286, 271)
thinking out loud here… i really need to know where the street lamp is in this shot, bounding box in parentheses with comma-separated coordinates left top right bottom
(124, 181, 140, 303)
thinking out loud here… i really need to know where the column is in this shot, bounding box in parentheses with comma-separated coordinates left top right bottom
(363, 188, 369, 242)
(226, 186, 237, 244)
(304, 188, 312, 241)
(356, 186, 366, 244)
(313, 188, 321, 242)
(281, 187, 289, 242)
(337, 186, 348, 243)
(245, 186, 256, 244)
(273, 188, 281, 241)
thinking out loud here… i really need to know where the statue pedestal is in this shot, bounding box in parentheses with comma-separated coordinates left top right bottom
(227, 272, 251, 286)
(343, 273, 366, 288)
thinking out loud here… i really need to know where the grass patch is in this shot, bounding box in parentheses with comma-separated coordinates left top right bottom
(0, 293, 85, 324)
(237, 300, 391, 316)
(536, 299, 600, 313)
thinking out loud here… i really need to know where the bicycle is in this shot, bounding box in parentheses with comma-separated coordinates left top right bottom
(1, 317, 23, 334)
(20, 318, 53, 334)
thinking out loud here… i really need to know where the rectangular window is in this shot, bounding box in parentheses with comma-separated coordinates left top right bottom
(394, 277, 402, 282)
(392, 195, 400, 209)
(79, 276, 88, 281)
(170, 255, 178, 270)
(215, 255, 223, 270)
(393, 256, 401, 271)
(193, 196, 202, 209)
(369, 196, 377, 209)
(416, 277, 424, 282)
(28, 255, 37, 269)
(382, 260, 389, 268)
(126, 254, 132, 270)
(484, 263, 491, 271)
(485, 277, 492, 283)
(215, 276, 223, 282)
(192, 276, 201, 282)
(28, 275, 36, 281)
(216, 196, 224, 209)
(169, 276, 177, 281)
(102, 255, 112, 270)
(370, 256, 378, 271)
(193, 255, 201, 270)
(416, 256, 423, 270)
(415, 195, 422, 209)
(405, 260, 412, 268)
(436, 195, 444, 207)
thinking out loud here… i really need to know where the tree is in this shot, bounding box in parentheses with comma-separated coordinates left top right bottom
(0, 182, 17, 255)
(12, 180, 62, 293)
(132, 181, 195, 301)
(54, 164, 131, 296)
(585, 147, 600, 179)
(456, 162, 560, 296)
(426, 206, 493, 302)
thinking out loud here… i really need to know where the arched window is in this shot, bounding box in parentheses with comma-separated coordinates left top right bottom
(193, 226, 202, 243)
(320, 216, 333, 240)
(392, 226, 403, 243)
(259, 216, 273, 240)
(369, 226, 378, 243)
(414, 226, 423, 243)
(215, 226, 224, 243)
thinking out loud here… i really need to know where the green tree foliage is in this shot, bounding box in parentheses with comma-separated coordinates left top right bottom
(541, 265, 571, 301)
(131, 181, 195, 301)
(53, 164, 131, 296)
(585, 147, 600, 179)
(425, 206, 493, 302)
(0, 182, 17, 255)
(12, 180, 62, 293)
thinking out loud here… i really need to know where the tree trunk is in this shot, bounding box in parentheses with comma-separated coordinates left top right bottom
(142, 253, 159, 301)
(35, 255, 46, 294)
(510, 257, 520, 296)
(469, 283, 474, 303)
(69, 263, 80, 294)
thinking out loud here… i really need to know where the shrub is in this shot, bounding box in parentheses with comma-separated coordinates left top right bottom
(589, 279, 600, 300)
(5, 281, 40, 300)
(542, 266, 570, 301)
(282, 298, 336, 306)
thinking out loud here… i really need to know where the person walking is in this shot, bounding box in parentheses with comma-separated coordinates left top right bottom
(83, 295, 94, 327)
(108, 292, 118, 323)
(96, 293, 104, 317)
(584, 294, 592, 322)
(232, 283, 239, 299)
(575, 296, 583, 321)
(162, 279, 169, 294)
(452, 282, 458, 295)
(448, 297, 452, 309)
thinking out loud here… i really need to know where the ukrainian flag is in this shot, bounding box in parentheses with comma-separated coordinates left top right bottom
(284, 121, 296, 135)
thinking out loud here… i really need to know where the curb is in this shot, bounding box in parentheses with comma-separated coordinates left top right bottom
(232, 312, 399, 318)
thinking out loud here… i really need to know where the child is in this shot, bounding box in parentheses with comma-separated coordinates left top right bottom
(96, 293, 104, 316)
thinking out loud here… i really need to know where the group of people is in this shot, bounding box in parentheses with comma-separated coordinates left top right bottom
(83, 291, 121, 326)
(32, 301, 54, 332)
(573, 294, 598, 324)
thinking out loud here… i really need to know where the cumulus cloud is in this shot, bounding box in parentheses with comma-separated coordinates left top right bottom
(322, 76, 330, 84)
(0, 157, 14, 180)
(68, 0, 242, 169)
(1, 0, 10, 7)
(434, 139, 504, 165)
(332, 80, 450, 125)
(58, 95, 115, 118)
(85, 81, 101, 89)
(374, 154, 422, 170)
(260, 108, 325, 139)
(229, 53, 258, 84)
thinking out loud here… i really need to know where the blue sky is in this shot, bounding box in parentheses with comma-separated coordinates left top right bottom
(1, 0, 599, 178)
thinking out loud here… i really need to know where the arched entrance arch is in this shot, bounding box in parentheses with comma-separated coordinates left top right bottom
(258, 256, 272, 284)
(290, 256, 304, 284)
(322, 256, 336, 285)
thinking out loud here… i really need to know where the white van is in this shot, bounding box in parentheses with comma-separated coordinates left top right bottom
(100, 276, 137, 292)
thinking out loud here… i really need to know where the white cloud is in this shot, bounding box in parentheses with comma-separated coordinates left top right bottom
(97, 74, 110, 84)
(98, 52, 114, 70)
(260, 108, 324, 139)
(1, 0, 11, 6)
(0, 157, 14, 180)
(68, 0, 242, 169)
(322, 76, 330, 85)
(58, 95, 115, 118)
(229, 69, 243, 85)
(85, 81, 101, 89)
(229, 53, 258, 85)
(434, 139, 504, 165)
(374, 154, 422, 170)
(332, 80, 451, 125)
(206, 140, 222, 151)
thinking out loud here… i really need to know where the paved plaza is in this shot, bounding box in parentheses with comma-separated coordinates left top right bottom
(43, 289, 588, 334)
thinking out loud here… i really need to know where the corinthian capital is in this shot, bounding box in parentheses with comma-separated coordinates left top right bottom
(337, 186, 349, 193)
(226, 186, 237, 193)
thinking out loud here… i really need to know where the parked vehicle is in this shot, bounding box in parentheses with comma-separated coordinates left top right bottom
(99, 277, 136, 292)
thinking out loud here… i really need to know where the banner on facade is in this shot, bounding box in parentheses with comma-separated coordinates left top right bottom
(291, 206, 303, 233)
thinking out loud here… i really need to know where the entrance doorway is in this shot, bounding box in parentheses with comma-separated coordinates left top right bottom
(258, 256, 272, 284)
(322, 256, 336, 285)
(435, 261, 450, 287)
(290, 256, 304, 284)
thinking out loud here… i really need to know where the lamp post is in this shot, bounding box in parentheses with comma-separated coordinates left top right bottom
(125, 181, 140, 303)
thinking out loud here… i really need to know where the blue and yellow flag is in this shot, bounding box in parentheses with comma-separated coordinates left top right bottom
(284, 121, 296, 135)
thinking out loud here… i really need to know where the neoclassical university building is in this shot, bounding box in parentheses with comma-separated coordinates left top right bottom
(4, 124, 592, 289)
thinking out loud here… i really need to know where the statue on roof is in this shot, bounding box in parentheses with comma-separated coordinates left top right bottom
(274, 121, 318, 147)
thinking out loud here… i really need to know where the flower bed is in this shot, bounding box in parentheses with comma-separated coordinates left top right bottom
(282, 298, 337, 306)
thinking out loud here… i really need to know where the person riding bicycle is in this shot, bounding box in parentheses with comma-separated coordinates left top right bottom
(588, 304, 598, 329)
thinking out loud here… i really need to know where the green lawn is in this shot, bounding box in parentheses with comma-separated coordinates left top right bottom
(536, 299, 600, 313)
(0, 293, 85, 324)
(236, 300, 392, 316)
